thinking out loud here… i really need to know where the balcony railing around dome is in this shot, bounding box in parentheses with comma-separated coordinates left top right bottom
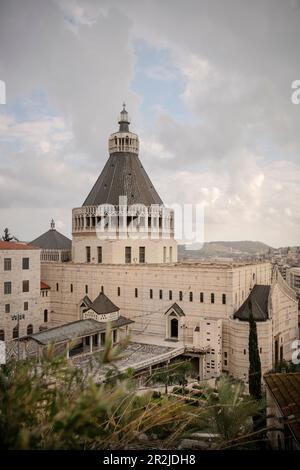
(72, 205, 174, 238)
(73, 205, 173, 217)
(108, 132, 139, 154)
(108, 141, 139, 154)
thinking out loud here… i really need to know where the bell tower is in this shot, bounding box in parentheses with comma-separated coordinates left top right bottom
(108, 104, 139, 156)
(72, 105, 177, 264)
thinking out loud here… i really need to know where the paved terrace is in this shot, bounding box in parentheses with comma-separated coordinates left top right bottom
(71, 341, 185, 383)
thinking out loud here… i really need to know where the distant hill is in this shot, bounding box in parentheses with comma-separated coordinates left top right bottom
(178, 241, 272, 261)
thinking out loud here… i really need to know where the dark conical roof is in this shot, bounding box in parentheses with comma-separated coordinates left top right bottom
(30, 225, 71, 250)
(233, 285, 270, 322)
(83, 151, 163, 207)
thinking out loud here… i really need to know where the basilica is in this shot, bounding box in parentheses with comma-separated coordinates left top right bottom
(1, 106, 298, 383)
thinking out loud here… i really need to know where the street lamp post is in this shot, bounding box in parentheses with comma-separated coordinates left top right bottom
(11, 313, 25, 360)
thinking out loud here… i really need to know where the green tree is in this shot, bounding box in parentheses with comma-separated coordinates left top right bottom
(0, 342, 192, 449)
(2, 228, 18, 242)
(248, 301, 262, 400)
(149, 359, 193, 394)
(200, 376, 263, 448)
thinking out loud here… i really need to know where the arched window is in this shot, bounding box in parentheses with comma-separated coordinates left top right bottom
(44, 309, 48, 323)
(0, 330, 5, 341)
(13, 325, 19, 339)
(170, 318, 178, 339)
(27, 324, 33, 335)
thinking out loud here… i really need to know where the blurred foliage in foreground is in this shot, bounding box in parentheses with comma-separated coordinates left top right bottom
(0, 344, 195, 449)
(0, 338, 265, 450)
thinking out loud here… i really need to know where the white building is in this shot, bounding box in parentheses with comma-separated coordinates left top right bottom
(0, 241, 41, 342)
(34, 106, 298, 381)
(286, 267, 300, 297)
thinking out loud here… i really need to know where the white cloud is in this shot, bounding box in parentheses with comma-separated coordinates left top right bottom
(1, 0, 300, 246)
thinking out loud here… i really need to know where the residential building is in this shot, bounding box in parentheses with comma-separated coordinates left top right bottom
(0, 241, 41, 341)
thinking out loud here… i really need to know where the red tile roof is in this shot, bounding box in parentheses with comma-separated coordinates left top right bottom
(0, 241, 40, 250)
(41, 281, 51, 290)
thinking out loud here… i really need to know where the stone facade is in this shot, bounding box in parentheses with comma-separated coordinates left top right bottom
(4, 107, 298, 383)
(0, 242, 42, 340)
(38, 258, 299, 380)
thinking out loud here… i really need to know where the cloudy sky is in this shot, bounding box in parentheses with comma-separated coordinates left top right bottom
(0, 0, 300, 247)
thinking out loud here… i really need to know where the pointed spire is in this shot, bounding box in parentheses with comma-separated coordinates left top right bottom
(50, 219, 55, 230)
(118, 102, 130, 132)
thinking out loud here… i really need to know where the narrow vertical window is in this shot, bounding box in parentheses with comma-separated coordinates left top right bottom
(179, 291, 183, 301)
(97, 246, 102, 263)
(200, 292, 204, 303)
(23, 280, 29, 293)
(27, 324, 33, 335)
(118, 286, 121, 296)
(22, 258, 29, 270)
(169, 290, 172, 300)
(4, 258, 11, 271)
(159, 289, 163, 300)
(139, 246, 145, 263)
(86, 246, 91, 263)
(135, 288, 138, 298)
(150, 288, 153, 299)
(13, 325, 19, 339)
(222, 293, 226, 305)
(189, 292, 193, 302)
(113, 329, 117, 344)
(4, 282, 11, 295)
(211, 293, 215, 304)
(125, 246, 132, 263)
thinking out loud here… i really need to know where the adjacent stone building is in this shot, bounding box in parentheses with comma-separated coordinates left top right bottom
(0, 241, 41, 341)
(31, 219, 72, 262)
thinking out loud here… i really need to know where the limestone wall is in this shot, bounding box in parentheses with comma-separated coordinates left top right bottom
(0, 248, 41, 339)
